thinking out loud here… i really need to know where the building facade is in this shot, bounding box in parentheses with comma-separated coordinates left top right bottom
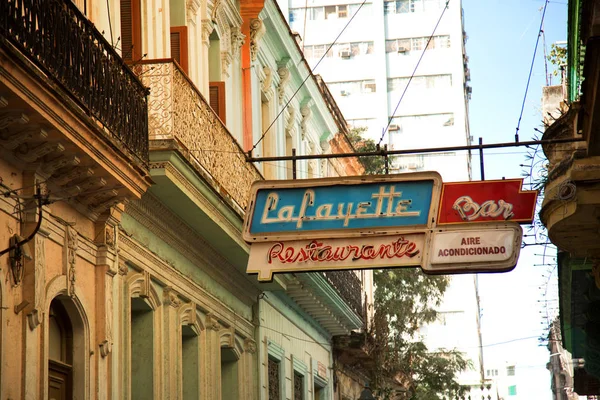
(277, 0, 472, 181)
(0, 0, 368, 398)
(540, 0, 600, 396)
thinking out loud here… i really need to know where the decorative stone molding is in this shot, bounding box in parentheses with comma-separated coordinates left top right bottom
(231, 27, 245, 57)
(285, 107, 296, 138)
(206, 313, 222, 331)
(186, 0, 201, 16)
(202, 19, 214, 45)
(262, 66, 273, 93)
(99, 340, 111, 357)
(34, 234, 46, 314)
(179, 302, 198, 326)
(221, 52, 233, 78)
(320, 139, 331, 153)
(244, 338, 257, 354)
(118, 259, 128, 276)
(211, 0, 224, 21)
(250, 18, 265, 61)
(300, 100, 313, 140)
(65, 226, 78, 298)
(277, 58, 291, 103)
(163, 286, 182, 308)
(27, 309, 41, 330)
(105, 225, 116, 249)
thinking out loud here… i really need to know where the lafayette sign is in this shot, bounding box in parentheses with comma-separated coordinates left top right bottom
(243, 172, 442, 242)
(243, 174, 536, 281)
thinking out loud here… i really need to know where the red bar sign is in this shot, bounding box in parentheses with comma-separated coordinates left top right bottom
(437, 179, 538, 225)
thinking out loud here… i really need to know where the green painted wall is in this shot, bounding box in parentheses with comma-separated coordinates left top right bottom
(120, 213, 252, 321)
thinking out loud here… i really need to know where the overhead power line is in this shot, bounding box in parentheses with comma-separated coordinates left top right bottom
(514, 0, 550, 142)
(250, 0, 369, 154)
(378, 0, 451, 147)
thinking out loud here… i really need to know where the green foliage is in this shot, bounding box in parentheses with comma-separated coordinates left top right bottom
(369, 268, 470, 399)
(346, 127, 386, 175)
(547, 43, 567, 77)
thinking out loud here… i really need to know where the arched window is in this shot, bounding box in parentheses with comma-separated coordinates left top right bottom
(48, 299, 74, 400)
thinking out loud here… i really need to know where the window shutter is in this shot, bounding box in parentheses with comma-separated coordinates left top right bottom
(209, 82, 226, 124)
(120, 0, 141, 62)
(170, 26, 189, 73)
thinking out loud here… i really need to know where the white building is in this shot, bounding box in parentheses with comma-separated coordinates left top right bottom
(277, 0, 483, 395)
(277, 0, 472, 181)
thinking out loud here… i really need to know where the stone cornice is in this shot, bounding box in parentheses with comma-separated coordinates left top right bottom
(119, 232, 255, 337)
(125, 193, 258, 305)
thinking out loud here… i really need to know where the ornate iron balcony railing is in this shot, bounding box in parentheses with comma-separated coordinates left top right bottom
(134, 60, 262, 211)
(322, 270, 364, 319)
(0, 0, 149, 163)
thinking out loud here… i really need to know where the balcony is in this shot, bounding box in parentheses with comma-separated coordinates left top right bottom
(134, 60, 262, 213)
(540, 38, 600, 257)
(0, 0, 148, 164)
(322, 271, 365, 319)
(0, 0, 151, 217)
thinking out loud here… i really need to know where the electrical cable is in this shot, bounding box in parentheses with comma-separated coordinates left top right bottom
(377, 0, 451, 147)
(249, 0, 369, 154)
(515, 0, 550, 141)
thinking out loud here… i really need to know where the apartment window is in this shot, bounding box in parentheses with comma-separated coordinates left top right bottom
(363, 81, 376, 93)
(387, 35, 450, 54)
(508, 385, 517, 396)
(411, 37, 425, 51)
(436, 35, 451, 48)
(384, 0, 422, 14)
(507, 365, 516, 376)
(294, 372, 304, 400)
(48, 299, 74, 400)
(120, 0, 142, 61)
(268, 358, 281, 400)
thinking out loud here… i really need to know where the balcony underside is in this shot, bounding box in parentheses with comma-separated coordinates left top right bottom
(285, 273, 364, 336)
(0, 48, 151, 218)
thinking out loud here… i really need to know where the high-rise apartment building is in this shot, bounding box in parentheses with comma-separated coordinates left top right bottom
(277, 0, 483, 394)
(278, 0, 472, 181)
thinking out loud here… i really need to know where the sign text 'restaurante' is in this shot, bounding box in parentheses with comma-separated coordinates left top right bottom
(250, 181, 434, 234)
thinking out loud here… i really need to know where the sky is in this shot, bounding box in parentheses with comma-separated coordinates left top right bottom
(461, 0, 567, 397)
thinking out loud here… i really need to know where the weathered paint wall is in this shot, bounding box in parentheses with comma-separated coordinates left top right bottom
(257, 294, 333, 400)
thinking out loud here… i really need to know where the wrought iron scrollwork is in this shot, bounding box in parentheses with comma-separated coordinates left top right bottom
(0, 0, 149, 163)
(322, 270, 364, 320)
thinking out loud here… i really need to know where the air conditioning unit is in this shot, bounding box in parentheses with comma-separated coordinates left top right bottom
(340, 90, 350, 96)
(397, 47, 408, 53)
(388, 124, 400, 131)
(340, 50, 352, 58)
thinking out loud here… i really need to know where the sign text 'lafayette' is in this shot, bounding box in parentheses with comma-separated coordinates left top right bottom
(248, 177, 437, 239)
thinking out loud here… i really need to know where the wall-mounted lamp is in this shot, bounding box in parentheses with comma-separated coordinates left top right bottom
(9, 234, 32, 285)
